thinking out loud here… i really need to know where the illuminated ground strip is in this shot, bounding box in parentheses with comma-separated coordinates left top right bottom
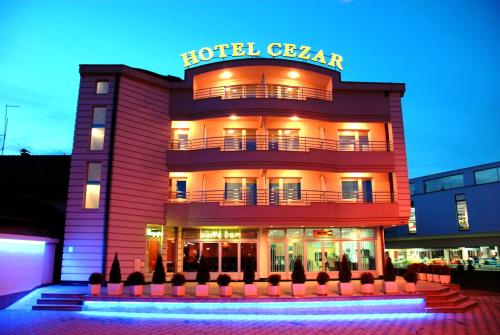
(80, 311, 430, 321)
(0, 238, 46, 253)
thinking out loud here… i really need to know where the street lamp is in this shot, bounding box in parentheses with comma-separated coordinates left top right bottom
(1, 105, 20, 155)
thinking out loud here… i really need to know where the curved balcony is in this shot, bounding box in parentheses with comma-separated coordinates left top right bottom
(169, 136, 392, 152)
(194, 83, 332, 101)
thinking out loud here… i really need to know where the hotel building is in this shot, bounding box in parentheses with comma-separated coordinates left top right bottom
(61, 58, 410, 282)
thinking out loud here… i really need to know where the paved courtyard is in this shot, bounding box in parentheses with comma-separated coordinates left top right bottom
(1, 283, 499, 335)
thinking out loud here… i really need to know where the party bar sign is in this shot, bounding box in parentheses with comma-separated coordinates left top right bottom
(180, 42, 344, 71)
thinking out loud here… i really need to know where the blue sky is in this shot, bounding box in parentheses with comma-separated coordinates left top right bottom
(0, 0, 499, 177)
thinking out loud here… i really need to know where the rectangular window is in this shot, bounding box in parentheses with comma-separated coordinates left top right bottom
(84, 162, 102, 209)
(283, 129, 300, 151)
(475, 167, 500, 185)
(410, 182, 416, 195)
(455, 194, 469, 230)
(96, 81, 109, 94)
(408, 202, 417, 234)
(424, 174, 464, 193)
(224, 178, 242, 201)
(283, 178, 301, 201)
(342, 180, 359, 200)
(224, 129, 243, 151)
(90, 107, 106, 151)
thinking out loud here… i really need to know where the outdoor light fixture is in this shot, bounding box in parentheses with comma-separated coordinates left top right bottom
(220, 71, 232, 79)
(288, 70, 300, 79)
(229, 114, 238, 120)
(290, 116, 299, 121)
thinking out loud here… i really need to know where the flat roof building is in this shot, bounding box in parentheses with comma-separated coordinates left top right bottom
(61, 57, 410, 282)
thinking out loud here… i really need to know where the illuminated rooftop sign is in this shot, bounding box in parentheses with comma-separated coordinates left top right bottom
(181, 42, 343, 71)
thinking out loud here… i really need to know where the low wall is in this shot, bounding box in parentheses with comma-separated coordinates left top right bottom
(0, 234, 58, 298)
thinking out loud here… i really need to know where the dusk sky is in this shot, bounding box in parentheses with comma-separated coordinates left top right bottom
(0, 0, 499, 177)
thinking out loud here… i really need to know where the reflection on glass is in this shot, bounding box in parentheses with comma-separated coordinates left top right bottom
(360, 241, 376, 270)
(241, 243, 257, 272)
(183, 242, 199, 272)
(202, 242, 219, 272)
(221, 242, 238, 272)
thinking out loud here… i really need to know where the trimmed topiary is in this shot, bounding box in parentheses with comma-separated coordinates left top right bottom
(383, 257, 396, 281)
(126, 271, 145, 286)
(217, 274, 231, 286)
(109, 253, 122, 283)
(404, 270, 418, 283)
(152, 253, 166, 284)
(171, 273, 186, 286)
(291, 258, 306, 284)
(268, 274, 281, 286)
(243, 256, 255, 284)
(89, 272, 104, 285)
(196, 256, 210, 284)
(316, 271, 330, 285)
(418, 263, 428, 273)
(339, 254, 352, 283)
(360, 272, 375, 284)
(407, 263, 419, 273)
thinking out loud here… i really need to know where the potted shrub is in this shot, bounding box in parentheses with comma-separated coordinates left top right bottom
(426, 265, 434, 281)
(267, 274, 281, 296)
(404, 270, 418, 293)
(432, 265, 441, 282)
(291, 258, 306, 297)
(316, 272, 330, 296)
(217, 274, 232, 297)
(439, 265, 452, 284)
(383, 257, 398, 294)
(338, 254, 353, 295)
(150, 253, 166, 297)
(360, 272, 375, 294)
(195, 256, 210, 297)
(126, 271, 145, 296)
(243, 256, 257, 297)
(171, 273, 186, 297)
(88, 272, 103, 296)
(417, 263, 428, 281)
(107, 253, 124, 296)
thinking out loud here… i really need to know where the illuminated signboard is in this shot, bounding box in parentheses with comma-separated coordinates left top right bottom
(180, 42, 343, 71)
(313, 230, 334, 238)
(200, 229, 241, 240)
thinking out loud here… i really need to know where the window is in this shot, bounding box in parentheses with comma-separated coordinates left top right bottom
(224, 129, 243, 151)
(341, 180, 359, 200)
(224, 178, 242, 201)
(173, 129, 189, 150)
(283, 178, 301, 201)
(455, 194, 469, 230)
(475, 167, 500, 185)
(338, 130, 370, 151)
(283, 129, 300, 151)
(84, 162, 102, 209)
(408, 202, 417, 234)
(90, 107, 106, 151)
(410, 182, 416, 196)
(96, 81, 109, 94)
(424, 174, 464, 193)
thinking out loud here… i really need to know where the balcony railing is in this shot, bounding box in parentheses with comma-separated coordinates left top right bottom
(169, 136, 392, 152)
(168, 190, 394, 205)
(194, 83, 333, 101)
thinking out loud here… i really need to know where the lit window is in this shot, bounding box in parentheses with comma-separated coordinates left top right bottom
(96, 81, 109, 94)
(475, 167, 500, 185)
(424, 174, 464, 193)
(84, 162, 102, 209)
(455, 194, 469, 230)
(408, 202, 416, 234)
(223, 129, 243, 151)
(224, 178, 242, 201)
(90, 107, 106, 150)
(283, 178, 301, 201)
(341, 180, 359, 200)
(338, 130, 370, 151)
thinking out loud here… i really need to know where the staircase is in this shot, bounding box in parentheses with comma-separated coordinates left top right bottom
(32, 293, 83, 311)
(420, 285, 477, 313)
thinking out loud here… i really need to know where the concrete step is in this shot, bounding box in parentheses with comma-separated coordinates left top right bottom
(426, 299, 477, 313)
(417, 287, 449, 296)
(426, 295, 468, 307)
(37, 298, 83, 305)
(425, 290, 458, 301)
(41, 293, 84, 299)
(32, 305, 83, 311)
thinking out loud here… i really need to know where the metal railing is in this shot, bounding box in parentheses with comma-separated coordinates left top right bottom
(169, 136, 392, 152)
(194, 83, 333, 101)
(168, 190, 394, 205)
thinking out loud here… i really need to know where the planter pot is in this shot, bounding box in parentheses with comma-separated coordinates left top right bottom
(244, 284, 257, 297)
(418, 273, 427, 281)
(219, 286, 232, 297)
(404, 282, 417, 293)
(433, 274, 440, 282)
(383, 281, 398, 294)
(89, 284, 101, 296)
(267, 285, 280, 297)
(316, 284, 328, 296)
(426, 273, 433, 281)
(291, 283, 306, 297)
(172, 285, 186, 297)
(195, 284, 209, 297)
(150, 283, 166, 297)
(131, 285, 144, 296)
(107, 283, 123, 296)
(338, 282, 353, 296)
(440, 275, 451, 284)
(360, 284, 374, 295)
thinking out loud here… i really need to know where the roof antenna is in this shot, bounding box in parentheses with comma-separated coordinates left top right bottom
(1, 105, 20, 155)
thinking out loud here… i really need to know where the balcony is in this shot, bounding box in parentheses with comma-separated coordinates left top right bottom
(193, 83, 332, 101)
(169, 136, 392, 152)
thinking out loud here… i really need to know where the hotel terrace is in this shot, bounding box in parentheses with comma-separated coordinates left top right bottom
(61, 57, 411, 282)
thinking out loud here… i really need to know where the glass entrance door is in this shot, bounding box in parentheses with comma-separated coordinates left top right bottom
(306, 241, 340, 273)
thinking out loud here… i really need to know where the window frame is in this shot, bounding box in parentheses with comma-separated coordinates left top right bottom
(455, 193, 470, 231)
(95, 80, 110, 95)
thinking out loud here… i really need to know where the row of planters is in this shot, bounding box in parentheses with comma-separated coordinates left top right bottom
(407, 263, 452, 284)
(89, 253, 420, 297)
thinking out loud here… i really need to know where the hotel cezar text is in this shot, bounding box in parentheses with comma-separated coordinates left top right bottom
(61, 49, 411, 282)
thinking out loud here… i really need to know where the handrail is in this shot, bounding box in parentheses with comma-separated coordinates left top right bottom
(168, 189, 395, 205)
(169, 135, 392, 152)
(194, 83, 332, 101)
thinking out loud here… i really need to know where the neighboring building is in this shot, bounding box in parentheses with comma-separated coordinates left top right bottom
(385, 162, 500, 267)
(61, 58, 410, 282)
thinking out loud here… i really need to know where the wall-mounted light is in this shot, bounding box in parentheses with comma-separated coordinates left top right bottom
(290, 116, 300, 121)
(229, 114, 238, 120)
(288, 71, 300, 79)
(220, 71, 232, 79)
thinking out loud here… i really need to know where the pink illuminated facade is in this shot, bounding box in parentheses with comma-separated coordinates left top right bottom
(61, 58, 410, 282)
